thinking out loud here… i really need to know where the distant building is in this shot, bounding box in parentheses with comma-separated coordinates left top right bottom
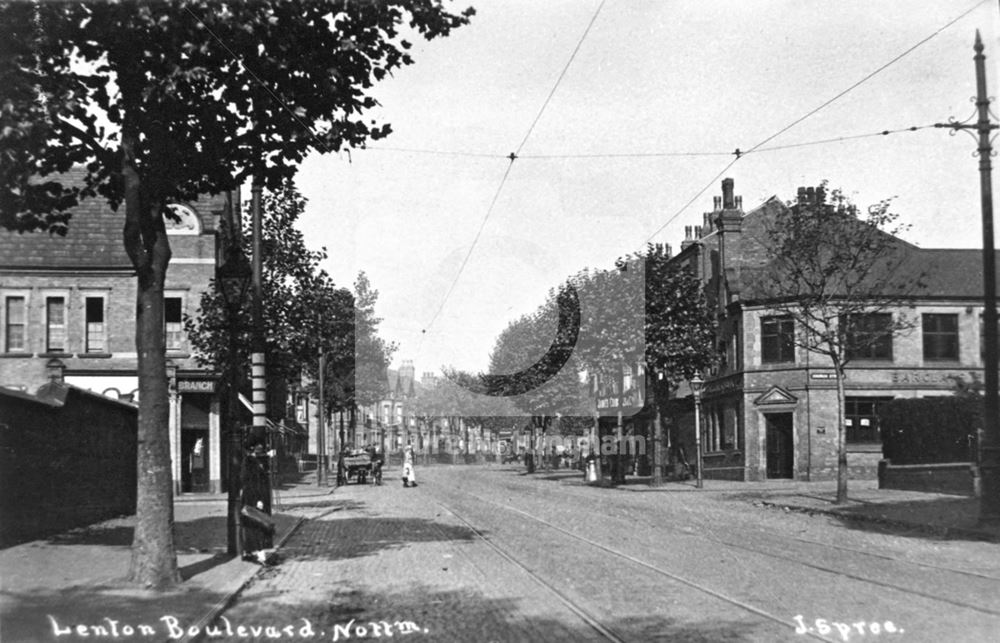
(0, 168, 232, 493)
(665, 178, 995, 481)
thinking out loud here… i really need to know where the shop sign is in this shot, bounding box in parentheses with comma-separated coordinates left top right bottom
(593, 362, 646, 414)
(178, 379, 217, 393)
(889, 370, 979, 385)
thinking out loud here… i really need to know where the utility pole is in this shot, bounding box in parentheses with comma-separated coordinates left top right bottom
(250, 180, 274, 536)
(317, 352, 328, 486)
(936, 31, 1000, 523)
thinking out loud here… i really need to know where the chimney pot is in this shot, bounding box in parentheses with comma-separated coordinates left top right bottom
(806, 186, 816, 204)
(797, 187, 807, 204)
(695, 225, 703, 238)
(713, 196, 721, 210)
(722, 178, 735, 209)
(735, 195, 743, 209)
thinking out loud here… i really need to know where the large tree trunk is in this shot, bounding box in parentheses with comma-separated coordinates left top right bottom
(121, 133, 180, 588)
(834, 360, 848, 504)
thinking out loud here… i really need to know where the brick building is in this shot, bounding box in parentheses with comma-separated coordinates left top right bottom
(0, 169, 232, 493)
(666, 178, 993, 481)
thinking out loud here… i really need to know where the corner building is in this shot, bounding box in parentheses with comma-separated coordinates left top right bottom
(0, 168, 231, 494)
(669, 179, 994, 481)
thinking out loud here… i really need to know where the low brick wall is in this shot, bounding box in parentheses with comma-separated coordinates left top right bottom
(878, 460, 975, 496)
(0, 384, 137, 546)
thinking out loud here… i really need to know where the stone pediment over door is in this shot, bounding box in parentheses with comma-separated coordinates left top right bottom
(754, 385, 798, 407)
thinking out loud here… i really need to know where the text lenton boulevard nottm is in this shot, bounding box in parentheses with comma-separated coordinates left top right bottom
(48, 615, 429, 640)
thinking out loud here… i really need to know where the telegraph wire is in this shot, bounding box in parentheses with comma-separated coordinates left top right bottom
(366, 146, 505, 159)
(641, 0, 986, 245)
(749, 125, 931, 154)
(514, 0, 608, 157)
(421, 157, 518, 336)
(419, 0, 607, 340)
(644, 157, 741, 244)
(364, 125, 934, 160)
(741, 0, 989, 155)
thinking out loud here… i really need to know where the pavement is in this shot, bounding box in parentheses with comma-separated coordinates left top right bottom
(0, 473, 340, 643)
(1, 464, 997, 642)
(534, 466, 1000, 541)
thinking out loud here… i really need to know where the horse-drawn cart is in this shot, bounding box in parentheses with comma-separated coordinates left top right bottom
(338, 449, 383, 485)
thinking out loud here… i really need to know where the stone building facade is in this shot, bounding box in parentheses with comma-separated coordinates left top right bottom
(0, 168, 232, 493)
(669, 179, 992, 481)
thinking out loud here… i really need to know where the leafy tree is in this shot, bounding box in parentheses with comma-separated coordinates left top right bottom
(568, 248, 716, 483)
(746, 184, 922, 503)
(185, 182, 354, 425)
(0, 0, 472, 588)
(353, 271, 396, 429)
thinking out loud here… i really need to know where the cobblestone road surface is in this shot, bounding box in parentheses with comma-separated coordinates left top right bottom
(216, 466, 1000, 642)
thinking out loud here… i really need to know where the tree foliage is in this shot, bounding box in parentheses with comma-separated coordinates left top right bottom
(0, 0, 472, 588)
(746, 183, 922, 502)
(353, 271, 397, 411)
(185, 183, 354, 412)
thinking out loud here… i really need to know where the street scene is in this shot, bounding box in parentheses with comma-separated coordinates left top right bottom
(4, 465, 1000, 642)
(3, 1, 1000, 642)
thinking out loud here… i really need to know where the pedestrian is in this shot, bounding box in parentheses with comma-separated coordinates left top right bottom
(402, 444, 417, 487)
(241, 440, 274, 563)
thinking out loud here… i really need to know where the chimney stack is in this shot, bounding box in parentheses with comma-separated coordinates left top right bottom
(722, 178, 735, 209)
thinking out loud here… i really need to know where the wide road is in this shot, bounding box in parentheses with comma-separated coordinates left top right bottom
(218, 465, 1000, 642)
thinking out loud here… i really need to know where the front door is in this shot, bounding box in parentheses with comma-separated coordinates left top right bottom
(181, 429, 210, 492)
(765, 413, 794, 478)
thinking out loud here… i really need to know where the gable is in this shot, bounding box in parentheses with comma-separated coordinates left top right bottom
(753, 385, 798, 407)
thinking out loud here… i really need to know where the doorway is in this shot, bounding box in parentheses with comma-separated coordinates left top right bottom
(765, 413, 794, 479)
(181, 429, 210, 492)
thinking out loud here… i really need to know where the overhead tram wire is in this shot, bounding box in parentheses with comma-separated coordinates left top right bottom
(643, 0, 986, 244)
(362, 125, 933, 161)
(740, 0, 988, 156)
(419, 0, 608, 341)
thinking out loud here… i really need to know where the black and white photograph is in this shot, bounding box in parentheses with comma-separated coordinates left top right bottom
(1, 1, 1000, 641)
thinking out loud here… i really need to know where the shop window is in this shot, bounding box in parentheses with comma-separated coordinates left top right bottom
(844, 397, 892, 444)
(5, 296, 26, 352)
(843, 313, 893, 361)
(85, 296, 106, 353)
(761, 315, 795, 364)
(46, 296, 66, 352)
(922, 313, 958, 361)
(165, 297, 184, 351)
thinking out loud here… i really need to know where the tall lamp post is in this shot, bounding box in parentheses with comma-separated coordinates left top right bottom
(690, 373, 704, 490)
(218, 237, 251, 557)
(316, 351, 329, 486)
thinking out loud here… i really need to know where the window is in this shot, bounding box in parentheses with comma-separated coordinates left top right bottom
(85, 297, 106, 353)
(46, 296, 66, 352)
(923, 313, 959, 361)
(164, 297, 183, 351)
(844, 313, 893, 361)
(761, 315, 795, 363)
(5, 296, 26, 352)
(845, 397, 893, 444)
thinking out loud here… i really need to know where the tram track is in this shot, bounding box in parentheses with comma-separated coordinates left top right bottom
(493, 472, 1000, 585)
(457, 474, 1000, 620)
(431, 493, 837, 642)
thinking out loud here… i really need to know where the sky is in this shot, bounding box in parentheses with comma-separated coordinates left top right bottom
(294, 0, 1000, 376)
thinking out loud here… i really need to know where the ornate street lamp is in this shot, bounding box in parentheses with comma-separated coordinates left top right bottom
(690, 372, 704, 489)
(218, 240, 252, 556)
